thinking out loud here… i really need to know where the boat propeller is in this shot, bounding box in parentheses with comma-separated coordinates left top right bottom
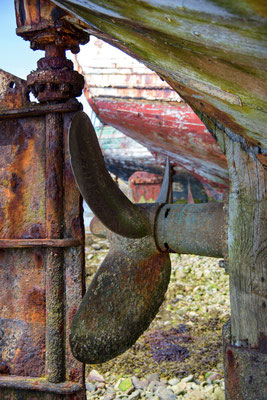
(68, 111, 225, 364)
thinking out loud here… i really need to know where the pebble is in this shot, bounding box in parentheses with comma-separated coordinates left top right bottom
(155, 387, 176, 400)
(86, 382, 96, 392)
(160, 379, 168, 385)
(181, 375, 194, 384)
(128, 390, 141, 400)
(92, 243, 101, 250)
(188, 390, 205, 400)
(115, 377, 135, 394)
(145, 374, 159, 383)
(88, 369, 105, 382)
(148, 380, 164, 393)
(168, 378, 179, 386)
(172, 381, 187, 394)
(132, 377, 148, 390)
(96, 381, 106, 389)
(195, 270, 203, 279)
(84, 249, 228, 400)
(98, 240, 109, 248)
(107, 387, 116, 394)
(203, 385, 214, 394)
(206, 373, 223, 383)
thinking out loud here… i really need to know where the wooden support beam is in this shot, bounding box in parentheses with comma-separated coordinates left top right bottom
(223, 136, 267, 399)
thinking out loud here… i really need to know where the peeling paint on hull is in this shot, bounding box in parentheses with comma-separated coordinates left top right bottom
(74, 37, 229, 195)
(91, 98, 229, 193)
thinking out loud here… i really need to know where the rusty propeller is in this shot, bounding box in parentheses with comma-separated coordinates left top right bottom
(68, 112, 172, 363)
(68, 111, 225, 364)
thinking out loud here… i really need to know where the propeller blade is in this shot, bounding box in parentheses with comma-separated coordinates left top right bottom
(69, 111, 151, 238)
(70, 232, 171, 364)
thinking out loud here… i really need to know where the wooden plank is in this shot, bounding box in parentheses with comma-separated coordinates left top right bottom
(226, 137, 267, 346)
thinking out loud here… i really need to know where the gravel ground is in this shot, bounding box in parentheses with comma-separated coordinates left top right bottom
(84, 235, 230, 400)
(86, 370, 225, 400)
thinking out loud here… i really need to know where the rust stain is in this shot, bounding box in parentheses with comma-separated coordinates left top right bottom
(34, 251, 44, 268)
(10, 172, 22, 193)
(29, 223, 44, 239)
(134, 251, 169, 305)
(12, 330, 45, 377)
(0, 117, 46, 239)
(24, 287, 46, 325)
(15, 0, 89, 52)
(225, 348, 243, 400)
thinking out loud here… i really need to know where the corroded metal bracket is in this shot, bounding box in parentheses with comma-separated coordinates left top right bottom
(15, 0, 89, 103)
(68, 111, 226, 364)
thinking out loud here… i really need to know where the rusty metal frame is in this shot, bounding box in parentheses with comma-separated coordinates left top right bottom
(0, 70, 86, 398)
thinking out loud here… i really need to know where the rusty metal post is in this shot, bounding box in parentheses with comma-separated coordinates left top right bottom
(45, 113, 65, 383)
(0, 0, 89, 398)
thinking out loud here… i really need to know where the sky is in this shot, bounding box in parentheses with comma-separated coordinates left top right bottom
(0, 0, 43, 79)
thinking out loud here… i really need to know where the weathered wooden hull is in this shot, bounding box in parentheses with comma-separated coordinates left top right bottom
(74, 37, 229, 196)
(93, 98, 228, 194)
(52, 0, 267, 169)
